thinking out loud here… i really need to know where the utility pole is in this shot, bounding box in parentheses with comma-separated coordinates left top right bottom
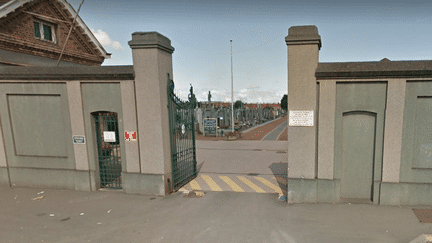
(230, 40, 234, 133)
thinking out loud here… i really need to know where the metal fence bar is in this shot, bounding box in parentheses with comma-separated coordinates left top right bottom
(95, 113, 122, 189)
(167, 73, 197, 191)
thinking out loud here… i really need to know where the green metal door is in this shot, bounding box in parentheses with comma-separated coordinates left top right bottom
(340, 111, 376, 200)
(94, 112, 122, 189)
(167, 74, 197, 191)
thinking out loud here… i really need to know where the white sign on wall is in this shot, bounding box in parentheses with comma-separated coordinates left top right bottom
(103, 131, 116, 142)
(73, 135, 85, 144)
(289, 110, 314, 126)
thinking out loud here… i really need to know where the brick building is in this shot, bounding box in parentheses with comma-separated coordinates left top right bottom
(0, 0, 110, 66)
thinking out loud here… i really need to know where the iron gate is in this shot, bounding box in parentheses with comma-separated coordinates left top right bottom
(167, 73, 197, 191)
(94, 112, 122, 189)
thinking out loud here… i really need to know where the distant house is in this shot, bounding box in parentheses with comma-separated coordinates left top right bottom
(0, 0, 110, 66)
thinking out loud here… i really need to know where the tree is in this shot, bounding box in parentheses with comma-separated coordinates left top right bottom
(280, 94, 287, 111)
(234, 100, 243, 109)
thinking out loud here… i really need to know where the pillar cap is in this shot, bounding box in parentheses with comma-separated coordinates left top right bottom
(285, 25, 321, 50)
(128, 32, 175, 53)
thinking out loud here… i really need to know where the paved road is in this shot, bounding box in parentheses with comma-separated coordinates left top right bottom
(1, 186, 430, 243)
(180, 140, 288, 197)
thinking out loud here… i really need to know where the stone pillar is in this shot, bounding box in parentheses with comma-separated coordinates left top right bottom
(120, 80, 140, 174)
(285, 26, 321, 178)
(382, 80, 405, 183)
(126, 32, 174, 196)
(317, 81, 336, 180)
(66, 81, 91, 191)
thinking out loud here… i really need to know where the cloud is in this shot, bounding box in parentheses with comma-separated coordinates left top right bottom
(173, 85, 285, 104)
(189, 88, 285, 104)
(91, 29, 125, 50)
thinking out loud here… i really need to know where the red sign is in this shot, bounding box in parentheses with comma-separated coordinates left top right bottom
(125, 131, 137, 141)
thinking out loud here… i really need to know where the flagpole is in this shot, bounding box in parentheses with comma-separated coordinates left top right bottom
(230, 40, 234, 133)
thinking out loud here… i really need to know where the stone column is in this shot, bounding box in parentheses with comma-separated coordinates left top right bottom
(285, 26, 321, 203)
(120, 80, 140, 174)
(382, 80, 405, 183)
(317, 81, 336, 180)
(126, 32, 174, 196)
(67, 81, 91, 191)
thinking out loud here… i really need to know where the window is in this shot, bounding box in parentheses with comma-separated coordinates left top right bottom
(33, 19, 56, 43)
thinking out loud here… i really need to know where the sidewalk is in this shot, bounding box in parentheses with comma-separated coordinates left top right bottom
(1, 186, 431, 243)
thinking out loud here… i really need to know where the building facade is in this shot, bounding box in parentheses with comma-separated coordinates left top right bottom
(0, 0, 110, 66)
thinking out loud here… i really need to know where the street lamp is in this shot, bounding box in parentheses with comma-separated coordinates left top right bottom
(231, 40, 234, 133)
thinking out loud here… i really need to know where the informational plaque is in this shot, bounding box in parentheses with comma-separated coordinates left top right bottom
(73, 135, 85, 144)
(289, 110, 314, 126)
(104, 131, 116, 142)
(204, 118, 217, 135)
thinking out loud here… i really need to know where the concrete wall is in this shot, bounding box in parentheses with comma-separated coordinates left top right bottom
(0, 32, 176, 196)
(0, 69, 132, 191)
(286, 24, 432, 206)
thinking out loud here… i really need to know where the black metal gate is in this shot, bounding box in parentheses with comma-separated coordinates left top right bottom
(94, 112, 122, 189)
(167, 74, 197, 191)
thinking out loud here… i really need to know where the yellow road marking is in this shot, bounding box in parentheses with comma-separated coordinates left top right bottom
(254, 177, 283, 194)
(219, 176, 244, 192)
(237, 176, 266, 193)
(190, 179, 201, 190)
(201, 175, 222, 191)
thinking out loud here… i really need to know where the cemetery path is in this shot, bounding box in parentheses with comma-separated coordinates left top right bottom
(240, 116, 287, 140)
(262, 120, 287, 141)
(195, 116, 287, 141)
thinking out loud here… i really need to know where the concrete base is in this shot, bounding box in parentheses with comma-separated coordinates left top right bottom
(380, 182, 432, 206)
(122, 172, 166, 196)
(287, 178, 318, 203)
(0, 167, 10, 186)
(288, 179, 432, 206)
(288, 178, 339, 204)
(8, 167, 91, 191)
(317, 179, 338, 203)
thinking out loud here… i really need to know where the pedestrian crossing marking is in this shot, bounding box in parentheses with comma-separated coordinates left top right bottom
(190, 179, 201, 190)
(237, 176, 266, 193)
(179, 174, 287, 195)
(201, 175, 222, 191)
(219, 176, 245, 192)
(254, 177, 283, 194)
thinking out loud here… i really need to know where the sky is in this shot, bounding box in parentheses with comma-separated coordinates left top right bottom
(67, 0, 432, 103)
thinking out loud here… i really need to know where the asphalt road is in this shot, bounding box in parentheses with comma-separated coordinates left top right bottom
(181, 140, 288, 197)
(1, 186, 430, 243)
